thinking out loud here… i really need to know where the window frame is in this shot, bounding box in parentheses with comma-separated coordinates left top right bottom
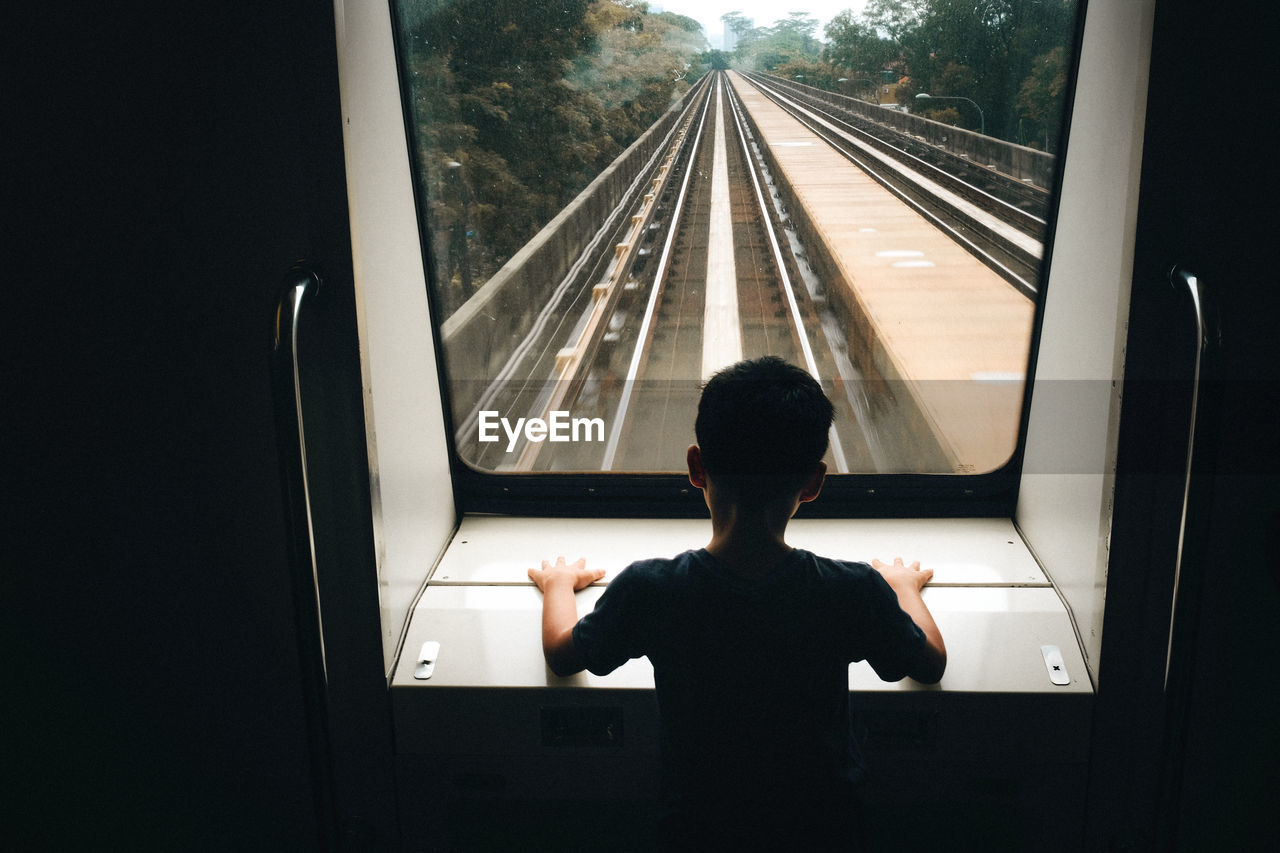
(387, 1, 1084, 520)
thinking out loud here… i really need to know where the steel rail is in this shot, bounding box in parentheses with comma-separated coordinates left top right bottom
(601, 83, 716, 469)
(453, 75, 713, 450)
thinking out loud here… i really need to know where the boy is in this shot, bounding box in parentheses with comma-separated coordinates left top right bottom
(528, 357, 946, 850)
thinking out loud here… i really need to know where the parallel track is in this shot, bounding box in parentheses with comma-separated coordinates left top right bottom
(741, 72, 1046, 297)
(458, 70, 1038, 473)
(603, 74, 856, 473)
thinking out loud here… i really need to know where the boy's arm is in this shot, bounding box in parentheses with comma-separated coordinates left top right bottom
(528, 556, 605, 677)
(872, 558, 947, 684)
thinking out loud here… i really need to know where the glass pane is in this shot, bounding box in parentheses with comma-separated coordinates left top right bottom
(392, 1, 1080, 475)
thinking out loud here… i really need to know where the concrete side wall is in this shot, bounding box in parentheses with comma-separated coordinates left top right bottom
(756, 74, 1056, 190)
(440, 86, 697, 417)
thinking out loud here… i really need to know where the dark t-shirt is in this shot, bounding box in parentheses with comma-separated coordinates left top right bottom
(572, 547, 927, 809)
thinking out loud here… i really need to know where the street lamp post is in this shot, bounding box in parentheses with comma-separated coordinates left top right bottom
(914, 92, 984, 135)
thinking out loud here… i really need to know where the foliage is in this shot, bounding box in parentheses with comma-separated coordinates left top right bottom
(654, 10, 704, 34)
(919, 105, 962, 127)
(721, 12, 754, 39)
(398, 0, 1081, 314)
(398, 0, 704, 314)
(817, 0, 1077, 147)
(863, 0, 928, 43)
(822, 11, 898, 81)
(702, 49, 732, 71)
(774, 58, 847, 93)
(1017, 45, 1069, 149)
(728, 11, 824, 71)
(891, 0, 1075, 139)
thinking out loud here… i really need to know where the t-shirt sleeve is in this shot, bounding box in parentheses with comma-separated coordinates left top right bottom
(841, 564, 929, 682)
(571, 563, 653, 676)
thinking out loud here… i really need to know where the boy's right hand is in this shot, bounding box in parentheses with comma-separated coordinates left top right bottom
(872, 557, 947, 683)
(528, 556, 605, 592)
(871, 557, 933, 594)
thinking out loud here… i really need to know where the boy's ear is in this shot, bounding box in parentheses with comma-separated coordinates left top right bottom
(798, 461, 827, 504)
(686, 445, 707, 489)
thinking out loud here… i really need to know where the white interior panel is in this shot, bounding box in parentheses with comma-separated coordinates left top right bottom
(395, 583, 1086, 694)
(396, 516, 1085, 694)
(335, 0, 458, 675)
(431, 516, 1048, 587)
(1016, 0, 1156, 680)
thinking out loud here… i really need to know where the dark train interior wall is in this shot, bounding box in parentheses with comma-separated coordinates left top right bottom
(10, 2, 366, 847)
(7, 0, 1277, 850)
(1096, 0, 1280, 847)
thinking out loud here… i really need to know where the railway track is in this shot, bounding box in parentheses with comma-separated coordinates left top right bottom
(457, 70, 1030, 475)
(597, 73, 931, 474)
(743, 73, 1051, 218)
(457, 75, 716, 471)
(740, 72, 1046, 297)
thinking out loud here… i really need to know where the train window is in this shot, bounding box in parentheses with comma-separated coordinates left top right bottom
(389, 1, 1082, 509)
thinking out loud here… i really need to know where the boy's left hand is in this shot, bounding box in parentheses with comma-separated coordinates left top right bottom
(528, 556, 604, 592)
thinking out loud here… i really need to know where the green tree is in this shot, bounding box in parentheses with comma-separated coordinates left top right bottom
(733, 11, 823, 71)
(864, 0, 926, 43)
(571, 1, 702, 141)
(397, 0, 703, 314)
(721, 11, 754, 41)
(902, 0, 1076, 138)
(1017, 45, 1068, 150)
(775, 58, 844, 91)
(703, 49, 732, 71)
(655, 10, 703, 35)
(823, 10, 898, 88)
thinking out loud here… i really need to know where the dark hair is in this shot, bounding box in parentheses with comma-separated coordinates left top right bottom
(694, 357, 834, 501)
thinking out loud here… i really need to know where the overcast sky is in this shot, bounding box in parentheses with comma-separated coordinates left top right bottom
(652, 1, 868, 49)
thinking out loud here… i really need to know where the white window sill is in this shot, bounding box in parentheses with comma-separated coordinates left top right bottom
(392, 515, 1090, 695)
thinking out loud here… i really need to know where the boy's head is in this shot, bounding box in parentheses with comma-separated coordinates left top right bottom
(693, 357, 834, 505)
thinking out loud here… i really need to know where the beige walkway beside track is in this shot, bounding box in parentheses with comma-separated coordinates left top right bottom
(728, 71, 1035, 473)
